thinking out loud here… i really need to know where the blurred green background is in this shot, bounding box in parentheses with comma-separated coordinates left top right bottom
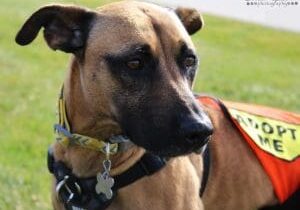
(0, 0, 299, 209)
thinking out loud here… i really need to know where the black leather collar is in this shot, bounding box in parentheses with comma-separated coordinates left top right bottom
(47, 147, 167, 210)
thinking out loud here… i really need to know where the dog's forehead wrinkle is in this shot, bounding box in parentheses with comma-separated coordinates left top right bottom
(106, 43, 151, 58)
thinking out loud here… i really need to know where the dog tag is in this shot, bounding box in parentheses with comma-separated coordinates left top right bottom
(95, 159, 114, 199)
(95, 172, 114, 199)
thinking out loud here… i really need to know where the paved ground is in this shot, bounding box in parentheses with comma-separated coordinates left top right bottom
(147, 0, 300, 33)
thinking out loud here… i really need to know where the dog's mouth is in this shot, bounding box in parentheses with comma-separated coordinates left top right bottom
(139, 136, 211, 158)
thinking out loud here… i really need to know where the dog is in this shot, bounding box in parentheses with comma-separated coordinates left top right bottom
(16, 1, 213, 210)
(16, 1, 300, 210)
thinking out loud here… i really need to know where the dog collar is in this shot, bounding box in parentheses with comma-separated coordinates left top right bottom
(54, 86, 132, 155)
(48, 147, 167, 210)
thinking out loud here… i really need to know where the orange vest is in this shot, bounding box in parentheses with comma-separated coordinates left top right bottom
(198, 96, 300, 203)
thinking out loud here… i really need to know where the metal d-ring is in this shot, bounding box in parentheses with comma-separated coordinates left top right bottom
(56, 175, 82, 203)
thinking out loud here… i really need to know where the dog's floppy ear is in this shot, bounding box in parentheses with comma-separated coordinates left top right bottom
(15, 4, 95, 53)
(175, 7, 204, 35)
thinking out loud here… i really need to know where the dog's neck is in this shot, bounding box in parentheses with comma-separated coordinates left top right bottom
(53, 58, 145, 177)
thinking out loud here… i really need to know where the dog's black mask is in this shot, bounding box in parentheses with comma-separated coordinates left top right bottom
(115, 94, 213, 157)
(108, 44, 213, 157)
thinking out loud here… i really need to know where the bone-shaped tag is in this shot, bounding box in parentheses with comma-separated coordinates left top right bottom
(95, 173, 114, 199)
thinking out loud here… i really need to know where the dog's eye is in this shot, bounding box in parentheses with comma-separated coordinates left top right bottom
(183, 56, 196, 68)
(126, 59, 143, 70)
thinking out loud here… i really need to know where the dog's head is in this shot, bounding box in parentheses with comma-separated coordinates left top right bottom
(16, 1, 213, 157)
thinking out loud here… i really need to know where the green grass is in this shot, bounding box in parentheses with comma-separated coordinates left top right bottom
(193, 15, 300, 111)
(0, 0, 299, 209)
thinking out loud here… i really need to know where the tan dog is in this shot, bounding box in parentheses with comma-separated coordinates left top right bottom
(16, 1, 213, 210)
(16, 1, 293, 210)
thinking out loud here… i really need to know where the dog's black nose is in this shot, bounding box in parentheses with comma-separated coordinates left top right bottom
(180, 117, 213, 146)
